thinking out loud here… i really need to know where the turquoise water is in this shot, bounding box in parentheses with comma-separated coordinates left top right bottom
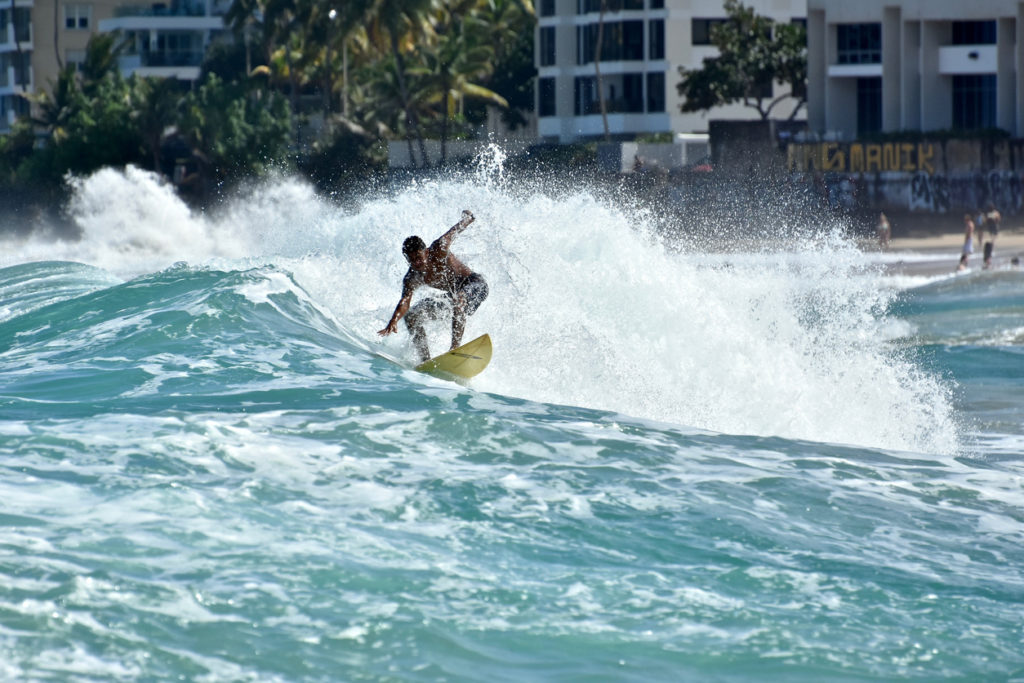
(1, 165, 1023, 681)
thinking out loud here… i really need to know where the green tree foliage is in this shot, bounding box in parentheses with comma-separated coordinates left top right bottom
(676, 0, 806, 120)
(178, 73, 293, 184)
(0, 0, 538, 203)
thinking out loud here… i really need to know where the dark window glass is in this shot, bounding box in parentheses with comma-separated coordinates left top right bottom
(692, 18, 725, 46)
(540, 0, 554, 16)
(952, 20, 996, 45)
(539, 77, 556, 117)
(540, 26, 556, 66)
(837, 24, 881, 64)
(649, 0, 663, 7)
(647, 72, 665, 112)
(622, 20, 643, 60)
(13, 6, 30, 41)
(577, 25, 589, 64)
(649, 19, 664, 59)
(574, 76, 597, 115)
(953, 74, 997, 129)
(579, 20, 644, 63)
(623, 72, 644, 112)
(578, 0, 641, 11)
(857, 77, 882, 135)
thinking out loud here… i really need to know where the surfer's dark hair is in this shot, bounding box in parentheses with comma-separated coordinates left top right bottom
(402, 236, 426, 258)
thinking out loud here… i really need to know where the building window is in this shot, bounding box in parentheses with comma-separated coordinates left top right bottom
(538, 77, 556, 117)
(540, 0, 554, 17)
(622, 20, 643, 60)
(692, 18, 725, 46)
(578, 0, 642, 13)
(857, 77, 882, 135)
(837, 23, 881, 64)
(1, 51, 31, 87)
(622, 72, 644, 112)
(574, 75, 596, 115)
(1, 94, 30, 119)
(649, 0, 663, 8)
(646, 71, 665, 112)
(540, 26, 556, 66)
(66, 49, 87, 71)
(64, 4, 91, 30)
(649, 19, 664, 59)
(577, 20, 645, 64)
(952, 21, 996, 45)
(1, 7, 32, 41)
(953, 74, 996, 129)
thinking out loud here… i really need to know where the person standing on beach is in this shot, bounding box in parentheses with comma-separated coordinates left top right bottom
(974, 207, 986, 247)
(958, 213, 975, 271)
(876, 212, 891, 248)
(982, 203, 1001, 268)
(378, 210, 489, 363)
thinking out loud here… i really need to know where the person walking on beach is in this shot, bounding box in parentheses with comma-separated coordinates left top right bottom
(958, 213, 975, 271)
(378, 210, 489, 362)
(982, 203, 1001, 268)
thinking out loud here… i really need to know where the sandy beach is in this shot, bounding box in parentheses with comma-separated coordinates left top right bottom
(863, 223, 1024, 277)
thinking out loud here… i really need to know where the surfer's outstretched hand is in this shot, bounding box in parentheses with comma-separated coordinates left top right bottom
(378, 321, 398, 336)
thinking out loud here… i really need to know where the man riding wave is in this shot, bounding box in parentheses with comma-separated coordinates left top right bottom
(378, 210, 488, 362)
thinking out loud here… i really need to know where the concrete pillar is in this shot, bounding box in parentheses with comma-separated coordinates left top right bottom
(998, 17, 1015, 133)
(921, 21, 951, 131)
(902, 20, 921, 130)
(807, 8, 827, 134)
(1017, 3, 1024, 135)
(882, 6, 901, 132)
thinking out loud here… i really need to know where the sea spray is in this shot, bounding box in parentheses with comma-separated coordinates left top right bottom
(1, 164, 959, 453)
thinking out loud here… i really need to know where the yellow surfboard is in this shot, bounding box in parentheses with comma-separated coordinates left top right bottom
(415, 333, 492, 381)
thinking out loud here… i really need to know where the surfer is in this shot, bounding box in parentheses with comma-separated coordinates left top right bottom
(378, 210, 489, 362)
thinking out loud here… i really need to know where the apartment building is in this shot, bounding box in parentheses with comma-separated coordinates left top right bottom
(1, 0, 226, 133)
(98, 0, 229, 81)
(807, 0, 1024, 139)
(535, 0, 807, 143)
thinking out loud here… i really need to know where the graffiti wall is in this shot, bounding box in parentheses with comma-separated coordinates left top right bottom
(788, 142, 937, 175)
(787, 141, 1024, 214)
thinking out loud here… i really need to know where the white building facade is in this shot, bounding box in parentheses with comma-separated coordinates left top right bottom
(535, 0, 807, 143)
(98, 0, 229, 82)
(1, 1, 34, 131)
(1, 0, 226, 133)
(807, 0, 1024, 139)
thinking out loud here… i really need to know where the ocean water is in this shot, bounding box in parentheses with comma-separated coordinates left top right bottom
(1, 163, 1022, 681)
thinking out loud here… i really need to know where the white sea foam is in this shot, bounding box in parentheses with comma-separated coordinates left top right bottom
(0, 163, 961, 454)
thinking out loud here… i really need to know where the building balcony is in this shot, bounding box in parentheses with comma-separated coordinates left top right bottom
(938, 44, 997, 75)
(99, 15, 222, 33)
(114, 0, 211, 18)
(1, 24, 33, 51)
(827, 63, 882, 79)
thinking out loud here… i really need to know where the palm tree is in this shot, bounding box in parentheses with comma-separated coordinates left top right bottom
(29, 66, 81, 144)
(367, 0, 438, 167)
(413, 7, 507, 163)
(132, 76, 183, 174)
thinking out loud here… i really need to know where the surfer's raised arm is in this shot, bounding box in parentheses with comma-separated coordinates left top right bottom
(433, 210, 475, 252)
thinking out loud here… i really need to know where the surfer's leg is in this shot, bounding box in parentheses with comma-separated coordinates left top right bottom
(449, 276, 487, 351)
(450, 294, 467, 351)
(405, 299, 446, 362)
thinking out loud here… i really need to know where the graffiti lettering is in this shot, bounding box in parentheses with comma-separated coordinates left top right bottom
(787, 142, 937, 175)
